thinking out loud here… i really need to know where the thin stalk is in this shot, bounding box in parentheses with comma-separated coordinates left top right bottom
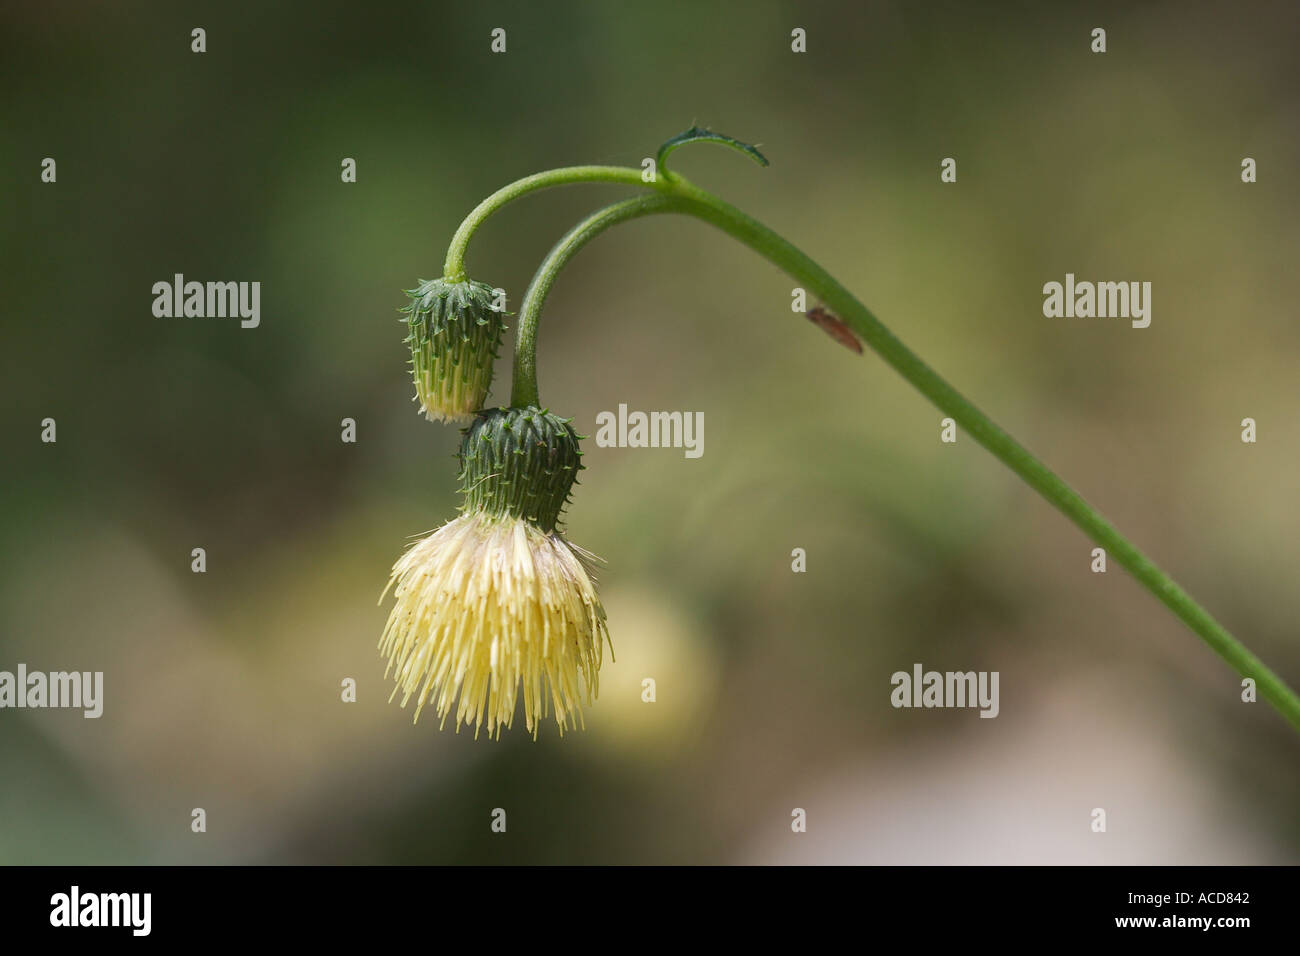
(443, 166, 653, 282)
(452, 167, 1300, 734)
(512, 194, 683, 407)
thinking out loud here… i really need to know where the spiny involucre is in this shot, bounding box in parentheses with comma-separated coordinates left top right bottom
(379, 406, 611, 738)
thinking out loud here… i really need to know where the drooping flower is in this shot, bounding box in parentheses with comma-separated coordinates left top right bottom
(379, 406, 611, 737)
(400, 277, 507, 423)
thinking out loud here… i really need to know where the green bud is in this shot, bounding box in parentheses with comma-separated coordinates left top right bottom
(458, 406, 584, 533)
(401, 277, 507, 423)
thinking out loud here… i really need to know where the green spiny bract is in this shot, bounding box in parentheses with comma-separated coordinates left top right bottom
(401, 277, 507, 423)
(458, 406, 584, 533)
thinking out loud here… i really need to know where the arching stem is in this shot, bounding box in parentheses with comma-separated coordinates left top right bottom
(448, 164, 1300, 734)
(512, 193, 685, 407)
(443, 166, 654, 282)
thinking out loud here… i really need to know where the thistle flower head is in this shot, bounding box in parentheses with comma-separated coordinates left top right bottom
(379, 406, 610, 737)
(401, 277, 507, 423)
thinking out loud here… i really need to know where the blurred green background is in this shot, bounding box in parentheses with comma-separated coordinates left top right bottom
(2, 0, 1298, 864)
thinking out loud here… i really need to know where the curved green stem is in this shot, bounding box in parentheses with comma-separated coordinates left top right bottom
(665, 187, 1300, 734)
(512, 194, 685, 406)
(443, 166, 656, 281)
(452, 166, 1300, 734)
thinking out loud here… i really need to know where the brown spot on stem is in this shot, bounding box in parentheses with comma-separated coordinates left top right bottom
(806, 307, 862, 354)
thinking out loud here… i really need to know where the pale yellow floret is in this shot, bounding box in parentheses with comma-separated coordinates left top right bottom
(379, 513, 610, 738)
(412, 362, 486, 424)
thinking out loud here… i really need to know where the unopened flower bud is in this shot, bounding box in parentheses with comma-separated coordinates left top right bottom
(400, 277, 506, 423)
